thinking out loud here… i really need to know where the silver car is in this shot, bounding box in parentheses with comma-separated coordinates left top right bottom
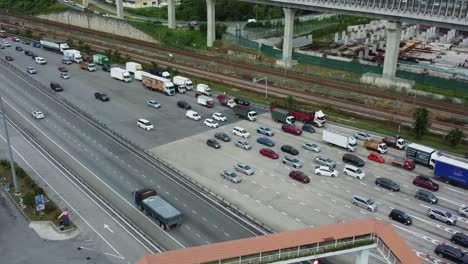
(427, 207, 457, 225)
(235, 163, 254, 176)
(26, 66, 37, 74)
(282, 156, 302, 169)
(147, 100, 161, 109)
(459, 206, 468, 217)
(314, 156, 336, 168)
(354, 132, 371, 141)
(302, 142, 320, 152)
(235, 140, 252, 150)
(352, 194, 377, 212)
(220, 170, 241, 183)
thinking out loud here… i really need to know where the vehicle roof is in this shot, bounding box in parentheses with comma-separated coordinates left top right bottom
(138, 118, 150, 123)
(436, 156, 468, 170)
(142, 196, 182, 219)
(407, 143, 435, 153)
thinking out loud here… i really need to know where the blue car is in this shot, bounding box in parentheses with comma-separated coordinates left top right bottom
(32, 42, 42, 48)
(257, 137, 275, 147)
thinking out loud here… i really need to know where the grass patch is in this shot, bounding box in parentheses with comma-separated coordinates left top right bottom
(88, 3, 114, 15)
(125, 6, 167, 19)
(413, 83, 468, 102)
(0, 0, 70, 15)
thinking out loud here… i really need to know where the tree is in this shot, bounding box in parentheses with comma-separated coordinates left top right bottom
(445, 128, 465, 147)
(412, 107, 431, 138)
(285, 95, 297, 109)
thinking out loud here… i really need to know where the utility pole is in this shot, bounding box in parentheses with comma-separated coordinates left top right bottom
(252, 77, 268, 98)
(0, 96, 20, 195)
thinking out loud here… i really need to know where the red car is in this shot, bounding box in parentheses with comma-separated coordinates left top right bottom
(5, 55, 13, 61)
(368, 152, 385, 163)
(0, 33, 7, 38)
(58, 67, 68, 72)
(83, 56, 93, 62)
(281, 124, 302, 135)
(259, 148, 279, 159)
(11, 36, 19, 42)
(289, 171, 310, 184)
(413, 175, 439, 191)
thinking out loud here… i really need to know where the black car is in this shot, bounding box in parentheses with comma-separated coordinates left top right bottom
(94, 92, 109, 101)
(102, 64, 111, 72)
(280, 145, 299, 156)
(206, 138, 221, 149)
(375, 177, 400, 191)
(302, 124, 315, 133)
(452, 232, 468, 248)
(389, 209, 412, 225)
(15, 46, 23, 51)
(342, 153, 365, 167)
(24, 50, 33, 56)
(214, 132, 231, 142)
(234, 98, 250, 106)
(434, 244, 468, 263)
(21, 39, 30, 45)
(50, 82, 63, 92)
(177, 100, 191, 110)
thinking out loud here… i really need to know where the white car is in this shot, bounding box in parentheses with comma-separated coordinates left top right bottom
(212, 112, 227, 122)
(314, 166, 338, 177)
(137, 118, 154, 131)
(186, 110, 201, 121)
(35, 57, 47, 65)
(32, 111, 44, 119)
(60, 72, 69, 79)
(343, 164, 365, 180)
(204, 118, 219, 128)
(147, 100, 161, 109)
(232, 127, 250, 138)
(459, 206, 468, 217)
(3, 42, 10, 47)
(302, 142, 320, 152)
(26, 67, 37, 74)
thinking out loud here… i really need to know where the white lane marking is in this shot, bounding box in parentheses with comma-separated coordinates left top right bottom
(287, 196, 293, 200)
(328, 215, 335, 218)
(255, 200, 261, 203)
(224, 232, 230, 237)
(202, 217, 208, 222)
(296, 218, 302, 222)
(316, 193, 323, 197)
(392, 224, 442, 245)
(437, 196, 465, 207)
(447, 187, 465, 194)
(409, 213, 458, 235)
(299, 202, 306, 206)
(281, 212, 288, 216)
(360, 182, 367, 186)
(331, 199, 337, 203)
(345, 205, 351, 208)
(268, 205, 273, 209)
(275, 191, 280, 195)
(314, 209, 320, 212)
(192, 210, 198, 214)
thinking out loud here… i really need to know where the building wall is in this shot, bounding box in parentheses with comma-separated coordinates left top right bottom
(123, 0, 166, 8)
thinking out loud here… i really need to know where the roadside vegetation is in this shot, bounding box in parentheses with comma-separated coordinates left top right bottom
(0, 0, 69, 15)
(413, 83, 468, 103)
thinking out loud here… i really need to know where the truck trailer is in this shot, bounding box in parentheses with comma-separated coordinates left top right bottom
(382, 136, 406, 150)
(322, 130, 357, 152)
(172, 76, 193, 91)
(233, 105, 257, 121)
(269, 102, 326, 127)
(142, 75, 175, 95)
(63, 49, 83, 63)
(126, 62, 143, 74)
(363, 139, 388, 154)
(271, 108, 295, 124)
(40, 39, 69, 53)
(406, 143, 442, 168)
(133, 188, 182, 230)
(93, 54, 110, 65)
(134, 70, 153, 81)
(110, 68, 131, 82)
(434, 156, 468, 188)
(197, 95, 214, 108)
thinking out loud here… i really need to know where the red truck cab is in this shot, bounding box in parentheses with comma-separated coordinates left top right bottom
(390, 157, 415, 170)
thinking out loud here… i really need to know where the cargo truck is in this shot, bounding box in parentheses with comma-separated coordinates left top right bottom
(196, 84, 212, 96)
(388, 157, 415, 170)
(39, 39, 69, 53)
(172, 76, 193, 91)
(63, 49, 83, 63)
(322, 130, 357, 152)
(126, 62, 142, 74)
(150, 67, 171, 79)
(233, 105, 257, 121)
(197, 95, 214, 108)
(216, 93, 236, 108)
(110, 68, 131, 82)
(142, 75, 175, 95)
(134, 70, 153, 81)
(363, 139, 388, 154)
(133, 188, 182, 230)
(79, 62, 97, 72)
(434, 156, 468, 187)
(382, 136, 406, 150)
(406, 143, 442, 168)
(270, 102, 326, 127)
(93, 54, 109, 65)
(271, 108, 295, 124)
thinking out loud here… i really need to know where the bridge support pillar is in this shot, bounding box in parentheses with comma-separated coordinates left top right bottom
(206, 0, 216, 47)
(355, 249, 369, 264)
(276, 8, 296, 68)
(382, 21, 402, 79)
(116, 0, 124, 19)
(167, 0, 176, 29)
(82, 0, 89, 8)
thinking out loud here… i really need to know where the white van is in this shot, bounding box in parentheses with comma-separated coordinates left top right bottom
(186, 110, 201, 121)
(232, 127, 250, 138)
(343, 164, 365, 179)
(137, 119, 154, 131)
(35, 57, 47, 65)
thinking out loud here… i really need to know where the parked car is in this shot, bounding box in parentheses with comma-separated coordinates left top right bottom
(302, 124, 315, 133)
(256, 137, 275, 147)
(315, 166, 338, 177)
(281, 124, 302, 135)
(281, 145, 299, 155)
(15, 46, 23, 51)
(21, 39, 30, 45)
(451, 232, 468, 248)
(259, 148, 279, 159)
(5, 55, 13, 61)
(282, 156, 302, 169)
(342, 153, 365, 167)
(302, 142, 320, 152)
(314, 156, 336, 168)
(460, 206, 468, 217)
(257, 126, 274, 136)
(354, 132, 371, 140)
(206, 138, 221, 149)
(289, 171, 310, 184)
(368, 152, 385, 163)
(137, 119, 154, 131)
(31, 111, 44, 119)
(232, 127, 250, 138)
(375, 178, 400, 191)
(389, 209, 412, 225)
(434, 244, 468, 263)
(214, 132, 231, 142)
(186, 110, 201, 121)
(50, 82, 63, 92)
(147, 100, 161, 109)
(235, 139, 252, 150)
(235, 163, 254, 176)
(220, 170, 241, 183)
(24, 50, 33, 56)
(58, 66, 68, 72)
(234, 97, 250, 106)
(11, 37, 19, 42)
(352, 194, 377, 212)
(343, 164, 365, 179)
(32, 42, 41, 48)
(177, 100, 191, 109)
(204, 118, 219, 128)
(415, 189, 438, 204)
(60, 72, 70, 79)
(26, 66, 37, 74)
(212, 112, 227, 122)
(3, 41, 10, 47)
(35, 57, 46, 64)
(94, 92, 109, 101)
(413, 175, 439, 191)
(102, 64, 111, 72)
(427, 207, 457, 225)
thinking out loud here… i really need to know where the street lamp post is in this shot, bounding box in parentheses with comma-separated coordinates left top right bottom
(0, 96, 20, 195)
(252, 77, 268, 98)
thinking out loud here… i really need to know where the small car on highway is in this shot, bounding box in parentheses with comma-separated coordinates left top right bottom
(460, 206, 468, 217)
(427, 207, 457, 225)
(235, 139, 252, 150)
(342, 153, 365, 167)
(60, 72, 70, 79)
(147, 100, 161, 109)
(214, 132, 231, 142)
(137, 119, 154, 131)
(24, 50, 33, 56)
(206, 138, 221, 149)
(5, 55, 13, 61)
(302, 142, 320, 152)
(15, 46, 23, 51)
(186, 110, 201, 121)
(368, 152, 385, 163)
(289, 171, 310, 184)
(35, 56, 47, 64)
(94, 92, 109, 101)
(314, 156, 336, 168)
(415, 189, 438, 204)
(281, 124, 302, 135)
(233, 97, 250, 106)
(50, 82, 63, 92)
(204, 118, 219, 128)
(389, 209, 412, 225)
(281, 145, 299, 156)
(32, 111, 44, 119)
(220, 170, 241, 183)
(413, 175, 439, 191)
(256, 137, 275, 147)
(302, 124, 315, 133)
(58, 66, 68, 72)
(235, 163, 254, 176)
(259, 148, 279, 159)
(257, 126, 274, 136)
(232, 127, 250, 138)
(354, 132, 371, 140)
(434, 244, 468, 263)
(352, 194, 377, 212)
(343, 165, 365, 179)
(315, 166, 338, 177)
(451, 232, 468, 248)
(212, 112, 227, 122)
(26, 67, 37, 74)
(177, 100, 191, 110)
(282, 156, 302, 169)
(375, 178, 400, 191)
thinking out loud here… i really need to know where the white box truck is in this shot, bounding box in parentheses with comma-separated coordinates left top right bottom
(126, 62, 143, 74)
(142, 74, 175, 96)
(322, 130, 357, 152)
(40, 39, 69, 53)
(196, 84, 212, 96)
(110, 68, 131, 82)
(63, 49, 83, 63)
(134, 70, 153, 81)
(173, 76, 193, 91)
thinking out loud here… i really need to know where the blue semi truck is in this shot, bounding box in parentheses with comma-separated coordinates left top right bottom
(434, 156, 468, 188)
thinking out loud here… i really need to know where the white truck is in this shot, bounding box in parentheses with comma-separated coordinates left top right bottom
(322, 130, 357, 152)
(142, 74, 175, 96)
(196, 83, 212, 96)
(197, 95, 214, 108)
(134, 70, 153, 81)
(110, 68, 131, 82)
(126, 62, 142, 74)
(63, 49, 83, 63)
(40, 39, 69, 53)
(173, 76, 193, 91)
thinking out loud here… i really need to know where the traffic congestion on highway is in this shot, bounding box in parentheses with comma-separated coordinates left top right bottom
(1, 34, 468, 264)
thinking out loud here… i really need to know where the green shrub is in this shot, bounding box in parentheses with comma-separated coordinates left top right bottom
(15, 166, 27, 179)
(24, 176, 35, 188)
(0, 160, 10, 169)
(33, 187, 44, 196)
(44, 202, 58, 214)
(22, 192, 36, 208)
